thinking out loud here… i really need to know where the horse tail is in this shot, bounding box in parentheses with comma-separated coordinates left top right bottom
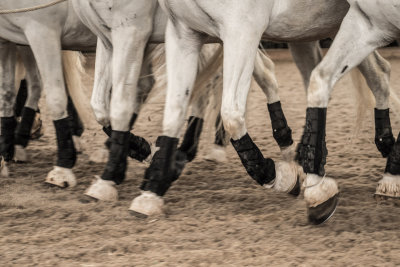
(62, 51, 95, 129)
(14, 51, 26, 91)
(350, 68, 375, 139)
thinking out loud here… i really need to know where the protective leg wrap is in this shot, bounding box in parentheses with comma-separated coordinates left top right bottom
(15, 107, 36, 148)
(178, 116, 204, 162)
(54, 118, 77, 169)
(67, 96, 84, 137)
(296, 108, 327, 176)
(101, 130, 130, 185)
(15, 80, 27, 118)
(141, 136, 179, 196)
(374, 108, 395, 158)
(103, 126, 151, 162)
(385, 133, 400, 175)
(268, 101, 293, 148)
(0, 117, 17, 162)
(231, 133, 275, 186)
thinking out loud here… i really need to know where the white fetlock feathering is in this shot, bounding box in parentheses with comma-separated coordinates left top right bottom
(303, 174, 339, 207)
(0, 158, 9, 177)
(85, 176, 118, 201)
(375, 173, 400, 198)
(204, 144, 227, 163)
(72, 135, 83, 154)
(89, 147, 109, 163)
(264, 161, 300, 193)
(14, 145, 28, 162)
(129, 191, 164, 216)
(280, 143, 296, 162)
(45, 166, 77, 188)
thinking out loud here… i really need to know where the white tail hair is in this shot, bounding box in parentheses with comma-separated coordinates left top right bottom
(62, 51, 96, 129)
(350, 68, 375, 139)
(14, 52, 26, 91)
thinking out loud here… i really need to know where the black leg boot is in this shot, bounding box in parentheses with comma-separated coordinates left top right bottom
(268, 101, 293, 148)
(141, 136, 179, 196)
(374, 108, 395, 158)
(54, 118, 77, 169)
(15, 107, 36, 148)
(231, 133, 276, 186)
(0, 117, 17, 162)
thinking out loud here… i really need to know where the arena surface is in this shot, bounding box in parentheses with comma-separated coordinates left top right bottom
(1, 49, 400, 266)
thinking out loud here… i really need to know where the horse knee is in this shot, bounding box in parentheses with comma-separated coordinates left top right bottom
(46, 95, 67, 120)
(307, 67, 330, 107)
(221, 109, 246, 140)
(90, 99, 110, 127)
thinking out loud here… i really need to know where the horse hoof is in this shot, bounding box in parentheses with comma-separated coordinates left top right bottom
(129, 191, 164, 216)
(265, 161, 301, 196)
(45, 166, 77, 188)
(89, 148, 109, 164)
(374, 174, 400, 199)
(204, 144, 227, 163)
(0, 159, 9, 177)
(308, 194, 339, 225)
(72, 135, 83, 154)
(13, 145, 28, 163)
(84, 176, 118, 201)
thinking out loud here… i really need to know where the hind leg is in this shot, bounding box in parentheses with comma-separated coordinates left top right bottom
(298, 6, 393, 223)
(0, 40, 17, 177)
(24, 28, 77, 188)
(14, 46, 42, 162)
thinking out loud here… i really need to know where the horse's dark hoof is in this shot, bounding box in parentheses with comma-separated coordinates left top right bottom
(79, 195, 98, 204)
(308, 194, 339, 225)
(288, 175, 301, 197)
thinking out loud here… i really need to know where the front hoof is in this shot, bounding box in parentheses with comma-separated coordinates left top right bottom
(14, 145, 28, 163)
(204, 144, 227, 163)
(84, 176, 118, 201)
(308, 194, 339, 225)
(265, 161, 302, 196)
(0, 158, 9, 177)
(45, 166, 77, 188)
(303, 174, 339, 224)
(89, 148, 109, 164)
(374, 174, 400, 199)
(129, 191, 164, 216)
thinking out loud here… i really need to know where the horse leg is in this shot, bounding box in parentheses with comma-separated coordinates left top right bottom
(288, 42, 323, 89)
(24, 29, 77, 188)
(67, 95, 84, 154)
(14, 46, 42, 162)
(130, 20, 204, 215)
(358, 52, 400, 198)
(298, 6, 389, 223)
(253, 50, 297, 167)
(85, 12, 154, 201)
(0, 40, 17, 177)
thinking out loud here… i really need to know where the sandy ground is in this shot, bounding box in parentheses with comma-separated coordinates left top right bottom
(1, 49, 400, 266)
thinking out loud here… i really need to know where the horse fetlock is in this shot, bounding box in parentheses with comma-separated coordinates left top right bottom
(374, 108, 395, 157)
(296, 108, 327, 177)
(265, 161, 301, 196)
(13, 145, 28, 163)
(375, 173, 400, 198)
(231, 133, 276, 186)
(268, 101, 293, 148)
(141, 136, 179, 196)
(221, 111, 246, 140)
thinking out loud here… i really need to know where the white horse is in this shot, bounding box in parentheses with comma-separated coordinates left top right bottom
(301, 0, 400, 199)
(0, 1, 235, 189)
(128, 0, 395, 224)
(72, 0, 303, 204)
